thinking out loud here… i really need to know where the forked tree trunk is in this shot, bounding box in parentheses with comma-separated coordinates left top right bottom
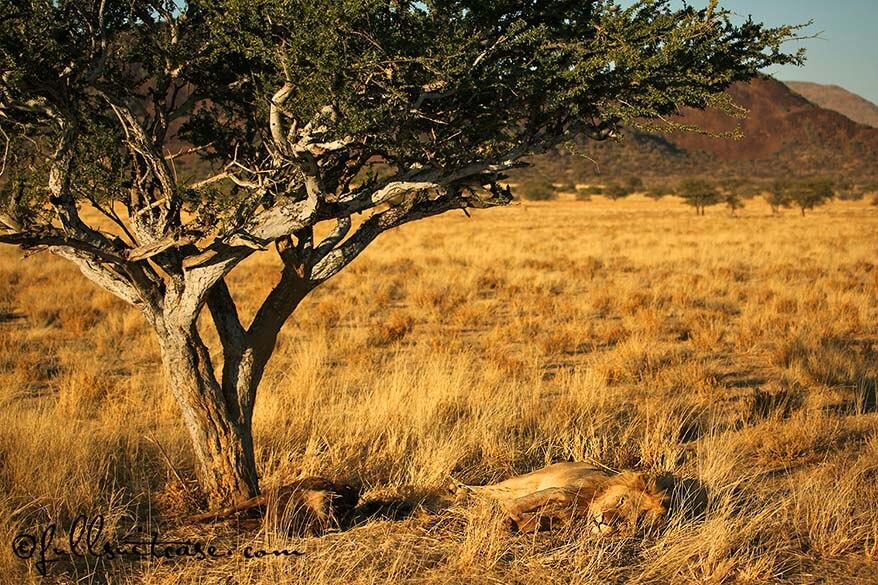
(156, 319, 260, 507)
(152, 270, 312, 508)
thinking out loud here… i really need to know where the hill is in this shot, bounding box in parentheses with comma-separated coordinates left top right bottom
(518, 77, 878, 186)
(785, 81, 878, 128)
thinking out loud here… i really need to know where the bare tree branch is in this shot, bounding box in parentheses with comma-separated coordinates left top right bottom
(0, 126, 9, 177)
(101, 94, 180, 237)
(311, 186, 509, 284)
(269, 83, 294, 155)
(239, 189, 321, 245)
(311, 216, 351, 265)
(49, 246, 146, 309)
(0, 229, 127, 265)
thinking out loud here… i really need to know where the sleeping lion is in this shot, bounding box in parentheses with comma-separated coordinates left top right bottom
(452, 462, 669, 534)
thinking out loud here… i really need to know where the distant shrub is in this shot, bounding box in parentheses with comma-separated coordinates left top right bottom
(622, 175, 644, 193)
(603, 175, 643, 200)
(835, 181, 863, 201)
(837, 190, 864, 201)
(520, 181, 558, 201)
(603, 182, 631, 200)
(679, 178, 723, 215)
(645, 183, 672, 199)
(767, 180, 793, 214)
(790, 178, 834, 216)
(766, 178, 834, 215)
(725, 194, 745, 216)
(724, 179, 763, 199)
(580, 185, 604, 196)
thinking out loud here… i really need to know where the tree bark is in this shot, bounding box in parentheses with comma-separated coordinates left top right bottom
(155, 317, 260, 507)
(247, 267, 313, 384)
(152, 268, 313, 508)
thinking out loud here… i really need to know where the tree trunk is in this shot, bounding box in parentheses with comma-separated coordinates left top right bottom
(152, 268, 312, 508)
(156, 320, 260, 507)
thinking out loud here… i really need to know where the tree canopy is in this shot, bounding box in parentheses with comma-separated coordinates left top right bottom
(0, 0, 807, 506)
(768, 178, 834, 216)
(788, 178, 834, 216)
(2, 1, 805, 262)
(679, 177, 722, 215)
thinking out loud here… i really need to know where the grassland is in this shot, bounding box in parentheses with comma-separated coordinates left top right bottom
(1, 196, 876, 584)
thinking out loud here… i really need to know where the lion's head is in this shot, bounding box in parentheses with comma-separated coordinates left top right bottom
(587, 472, 669, 535)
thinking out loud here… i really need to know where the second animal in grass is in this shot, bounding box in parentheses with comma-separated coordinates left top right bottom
(186, 477, 360, 536)
(453, 462, 669, 534)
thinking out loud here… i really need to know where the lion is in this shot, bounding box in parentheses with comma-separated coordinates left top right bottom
(186, 477, 360, 536)
(452, 462, 669, 534)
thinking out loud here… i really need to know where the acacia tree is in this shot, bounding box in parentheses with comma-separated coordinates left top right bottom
(768, 178, 834, 215)
(789, 178, 834, 216)
(725, 193, 744, 216)
(767, 180, 793, 214)
(604, 175, 643, 200)
(679, 177, 723, 215)
(0, 0, 804, 507)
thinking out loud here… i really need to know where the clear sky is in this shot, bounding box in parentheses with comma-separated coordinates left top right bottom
(617, 1, 878, 103)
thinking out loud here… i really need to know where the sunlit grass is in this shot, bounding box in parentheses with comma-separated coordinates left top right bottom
(1, 196, 876, 583)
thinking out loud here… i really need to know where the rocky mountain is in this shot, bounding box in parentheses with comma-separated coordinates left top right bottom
(785, 81, 878, 128)
(519, 76, 878, 185)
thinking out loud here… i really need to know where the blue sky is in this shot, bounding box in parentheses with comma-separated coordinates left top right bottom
(646, 1, 878, 103)
(728, 1, 878, 103)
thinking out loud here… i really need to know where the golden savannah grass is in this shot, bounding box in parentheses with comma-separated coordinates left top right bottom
(0, 196, 876, 584)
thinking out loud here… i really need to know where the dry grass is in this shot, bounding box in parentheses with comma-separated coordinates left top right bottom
(1, 196, 877, 584)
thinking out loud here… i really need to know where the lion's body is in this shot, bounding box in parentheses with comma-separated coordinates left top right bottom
(462, 462, 609, 501)
(186, 477, 360, 535)
(456, 462, 668, 534)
